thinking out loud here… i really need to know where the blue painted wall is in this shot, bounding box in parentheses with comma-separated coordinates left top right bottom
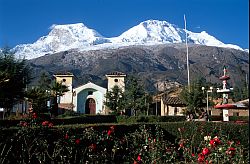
(76, 88, 104, 114)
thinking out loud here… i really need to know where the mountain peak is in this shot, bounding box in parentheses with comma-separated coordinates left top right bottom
(48, 22, 103, 38)
(49, 23, 86, 30)
(140, 19, 174, 27)
(118, 19, 183, 43)
(13, 20, 245, 59)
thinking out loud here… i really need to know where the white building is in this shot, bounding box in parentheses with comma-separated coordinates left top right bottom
(54, 71, 126, 115)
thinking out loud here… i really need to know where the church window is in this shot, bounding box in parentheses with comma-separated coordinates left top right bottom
(88, 91, 93, 95)
(114, 79, 118, 82)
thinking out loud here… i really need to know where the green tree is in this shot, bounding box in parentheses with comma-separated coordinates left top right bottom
(25, 74, 69, 116)
(26, 87, 48, 114)
(180, 78, 206, 119)
(50, 80, 69, 117)
(123, 75, 147, 116)
(104, 85, 125, 115)
(232, 84, 249, 102)
(38, 72, 52, 91)
(25, 72, 52, 114)
(0, 48, 32, 116)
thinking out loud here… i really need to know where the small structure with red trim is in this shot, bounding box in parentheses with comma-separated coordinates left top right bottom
(214, 66, 235, 121)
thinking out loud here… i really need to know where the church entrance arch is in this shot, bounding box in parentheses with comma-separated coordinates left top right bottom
(85, 98, 96, 114)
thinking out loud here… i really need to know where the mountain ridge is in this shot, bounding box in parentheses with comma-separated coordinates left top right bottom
(13, 19, 246, 60)
(28, 43, 249, 92)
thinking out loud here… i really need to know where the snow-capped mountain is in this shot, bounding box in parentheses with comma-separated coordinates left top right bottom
(13, 20, 244, 59)
(14, 23, 111, 59)
(114, 20, 243, 50)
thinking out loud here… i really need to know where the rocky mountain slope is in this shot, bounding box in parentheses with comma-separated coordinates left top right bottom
(28, 43, 249, 92)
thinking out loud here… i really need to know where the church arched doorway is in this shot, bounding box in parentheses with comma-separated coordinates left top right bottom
(85, 98, 96, 114)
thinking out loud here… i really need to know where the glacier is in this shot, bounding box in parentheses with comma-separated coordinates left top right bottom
(12, 20, 245, 60)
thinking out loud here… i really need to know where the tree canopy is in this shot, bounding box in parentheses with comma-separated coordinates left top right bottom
(0, 48, 32, 111)
(123, 75, 147, 116)
(104, 85, 125, 115)
(179, 78, 206, 117)
(105, 75, 148, 116)
(26, 72, 69, 115)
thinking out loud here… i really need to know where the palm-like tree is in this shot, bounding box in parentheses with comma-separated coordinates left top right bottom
(26, 87, 48, 114)
(50, 80, 69, 117)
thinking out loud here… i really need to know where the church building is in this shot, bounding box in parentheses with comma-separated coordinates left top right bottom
(54, 71, 126, 115)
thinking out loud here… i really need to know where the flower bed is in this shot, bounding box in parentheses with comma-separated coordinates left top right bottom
(0, 120, 248, 163)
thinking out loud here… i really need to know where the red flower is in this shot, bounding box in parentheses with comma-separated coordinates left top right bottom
(20, 121, 28, 127)
(23, 122, 28, 127)
(110, 125, 115, 130)
(214, 137, 221, 145)
(89, 143, 96, 150)
(202, 148, 210, 155)
(64, 134, 69, 139)
(137, 155, 141, 161)
(210, 137, 221, 147)
(48, 123, 53, 127)
(107, 130, 112, 136)
(75, 138, 80, 144)
(42, 121, 49, 126)
(209, 139, 215, 146)
(228, 147, 236, 151)
(226, 147, 236, 157)
(179, 143, 184, 148)
(198, 153, 205, 162)
(192, 153, 195, 157)
(32, 113, 38, 119)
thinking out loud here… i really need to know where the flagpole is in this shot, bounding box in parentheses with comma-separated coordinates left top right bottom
(184, 14, 190, 91)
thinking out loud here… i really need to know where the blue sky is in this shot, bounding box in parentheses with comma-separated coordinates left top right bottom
(0, 0, 249, 49)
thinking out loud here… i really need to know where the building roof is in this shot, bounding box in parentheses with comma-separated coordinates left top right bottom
(234, 98, 249, 109)
(162, 96, 186, 105)
(74, 81, 107, 94)
(106, 71, 126, 77)
(53, 73, 74, 77)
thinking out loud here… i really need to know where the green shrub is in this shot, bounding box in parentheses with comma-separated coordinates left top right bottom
(229, 116, 249, 121)
(57, 110, 80, 118)
(116, 115, 186, 124)
(209, 115, 249, 122)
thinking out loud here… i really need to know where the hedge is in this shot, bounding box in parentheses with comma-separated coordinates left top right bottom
(0, 115, 248, 127)
(1, 122, 248, 147)
(116, 115, 186, 123)
(0, 115, 117, 127)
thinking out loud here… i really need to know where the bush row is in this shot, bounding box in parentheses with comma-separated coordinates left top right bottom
(209, 115, 249, 122)
(0, 115, 248, 127)
(1, 122, 249, 147)
(116, 115, 186, 123)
